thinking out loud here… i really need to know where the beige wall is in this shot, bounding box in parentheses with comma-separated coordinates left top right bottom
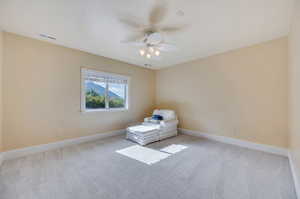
(2, 32, 156, 151)
(156, 37, 288, 148)
(0, 30, 3, 152)
(0, 32, 290, 151)
(288, 0, 300, 193)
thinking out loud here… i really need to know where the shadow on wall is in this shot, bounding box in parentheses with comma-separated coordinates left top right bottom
(156, 101, 206, 131)
(156, 62, 243, 138)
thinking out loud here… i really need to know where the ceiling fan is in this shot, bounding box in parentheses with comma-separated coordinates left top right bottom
(119, 0, 185, 59)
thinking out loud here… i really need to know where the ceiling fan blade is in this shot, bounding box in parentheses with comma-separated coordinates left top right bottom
(121, 41, 146, 47)
(159, 25, 187, 33)
(149, 1, 167, 25)
(121, 32, 145, 43)
(157, 43, 178, 51)
(119, 17, 145, 30)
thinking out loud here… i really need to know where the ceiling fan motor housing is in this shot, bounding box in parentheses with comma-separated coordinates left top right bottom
(145, 32, 163, 45)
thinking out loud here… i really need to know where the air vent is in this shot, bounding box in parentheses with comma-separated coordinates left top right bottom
(39, 34, 56, 40)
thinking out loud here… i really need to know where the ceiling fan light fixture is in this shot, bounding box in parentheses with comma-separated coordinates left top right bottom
(149, 47, 154, 53)
(120, 1, 182, 60)
(155, 50, 160, 56)
(139, 49, 145, 56)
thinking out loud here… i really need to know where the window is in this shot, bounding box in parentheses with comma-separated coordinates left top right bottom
(81, 68, 129, 112)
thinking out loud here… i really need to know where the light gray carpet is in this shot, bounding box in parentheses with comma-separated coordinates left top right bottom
(0, 134, 297, 199)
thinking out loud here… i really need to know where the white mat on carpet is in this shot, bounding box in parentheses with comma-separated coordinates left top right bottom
(160, 144, 188, 154)
(116, 145, 170, 165)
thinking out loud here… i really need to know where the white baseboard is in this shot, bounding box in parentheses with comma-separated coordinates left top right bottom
(289, 152, 300, 199)
(179, 128, 288, 157)
(180, 128, 299, 197)
(1, 129, 126, 161)
(0, 153, 3, 166)
(0, 127, 298, 198)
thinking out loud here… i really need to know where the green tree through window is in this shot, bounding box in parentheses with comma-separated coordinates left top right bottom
(85, 89, 105, 108)
(82, 69, 128, 111)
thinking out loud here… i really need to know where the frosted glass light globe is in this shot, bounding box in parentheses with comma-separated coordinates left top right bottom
(139, 49, 145, 56)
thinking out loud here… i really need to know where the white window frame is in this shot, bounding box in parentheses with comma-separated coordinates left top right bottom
(81, 68, 130, 112)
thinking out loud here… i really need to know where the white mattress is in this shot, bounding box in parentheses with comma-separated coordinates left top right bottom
(126, 123, 177, 146)
(127, 124, 160, 133)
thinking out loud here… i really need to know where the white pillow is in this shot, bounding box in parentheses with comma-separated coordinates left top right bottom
(153, 109, 176, 121)
(148, 119, 160, 124)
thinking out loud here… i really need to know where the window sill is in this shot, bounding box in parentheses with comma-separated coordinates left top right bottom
(81, 108, 129, 113)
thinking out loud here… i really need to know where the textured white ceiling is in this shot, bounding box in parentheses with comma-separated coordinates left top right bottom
(0, 0, 294, 69)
